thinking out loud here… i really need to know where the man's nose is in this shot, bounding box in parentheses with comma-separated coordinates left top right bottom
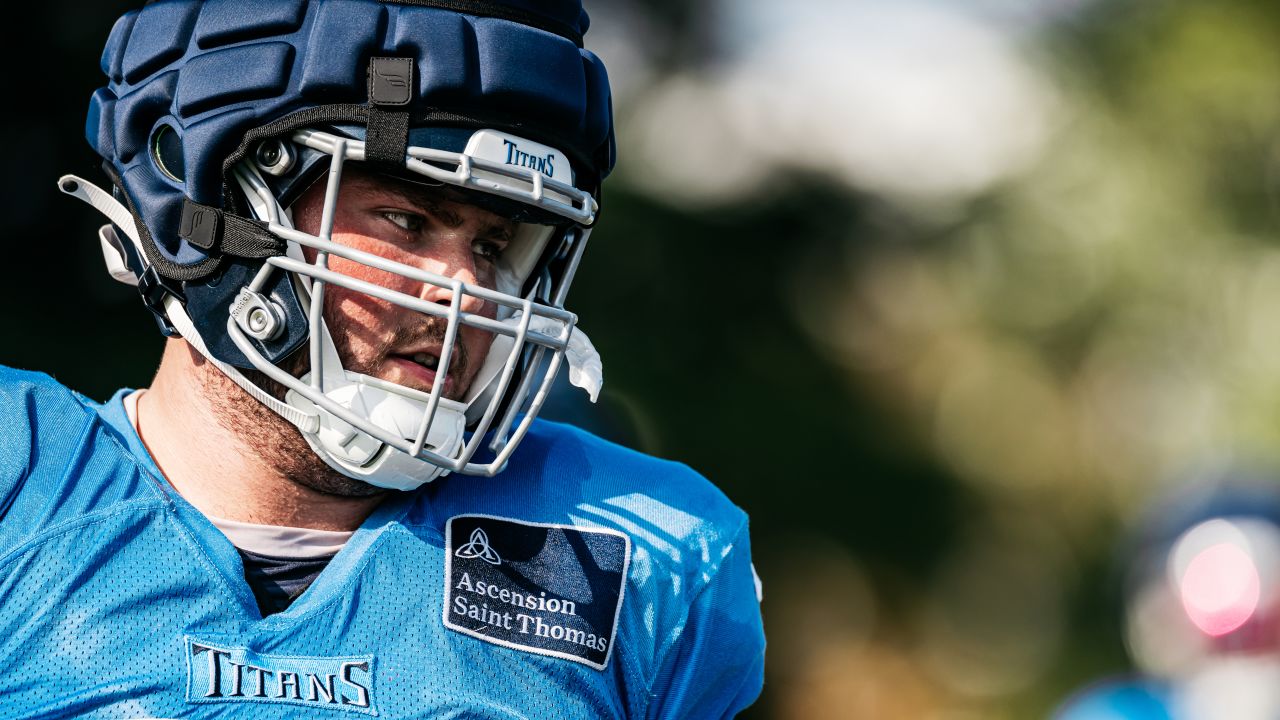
(417, 237, 487, 315)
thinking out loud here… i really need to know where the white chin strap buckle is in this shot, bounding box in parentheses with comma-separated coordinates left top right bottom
(285, 375, 468, 491)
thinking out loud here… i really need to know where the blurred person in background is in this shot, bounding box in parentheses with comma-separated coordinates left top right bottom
(0, 0, 765, 717)
(1055, 470, 1280, 720)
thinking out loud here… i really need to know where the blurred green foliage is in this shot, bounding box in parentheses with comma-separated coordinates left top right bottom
(584, 0, 1280, 715)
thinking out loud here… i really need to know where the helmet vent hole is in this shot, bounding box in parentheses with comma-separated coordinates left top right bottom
(151, 125, 185, 182)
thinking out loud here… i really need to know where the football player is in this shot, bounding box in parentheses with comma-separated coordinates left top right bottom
(0, 1, 765, 717)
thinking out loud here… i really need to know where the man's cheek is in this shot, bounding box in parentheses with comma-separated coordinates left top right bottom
(331, 290, 393, 324)
(328, 255, 419, 295)
(463, 328, 498, 376)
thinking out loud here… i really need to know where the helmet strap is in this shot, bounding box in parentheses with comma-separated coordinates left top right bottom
(364, 57, 414, 172)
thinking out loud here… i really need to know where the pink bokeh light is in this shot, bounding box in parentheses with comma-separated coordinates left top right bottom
(1179, 542, 1261, 637)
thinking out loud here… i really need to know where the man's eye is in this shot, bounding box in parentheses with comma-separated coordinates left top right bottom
(382, 211, 423, 232)
(472, 239, 505, 263)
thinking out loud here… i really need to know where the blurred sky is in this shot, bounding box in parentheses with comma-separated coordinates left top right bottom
(597, 0, 1081, 206)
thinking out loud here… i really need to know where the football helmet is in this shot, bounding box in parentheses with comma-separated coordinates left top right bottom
(61, 0, 615, 490)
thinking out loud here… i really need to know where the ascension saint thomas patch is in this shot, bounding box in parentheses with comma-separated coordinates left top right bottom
(443, 515, 631, 670)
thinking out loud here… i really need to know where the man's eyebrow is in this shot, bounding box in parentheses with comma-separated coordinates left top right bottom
(380, 180, 515, 242)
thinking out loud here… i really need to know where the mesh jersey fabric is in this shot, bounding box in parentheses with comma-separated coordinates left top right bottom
(0, 366, 765, 719)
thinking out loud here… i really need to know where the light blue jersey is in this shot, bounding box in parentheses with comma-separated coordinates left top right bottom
(0, 366, 765, 719)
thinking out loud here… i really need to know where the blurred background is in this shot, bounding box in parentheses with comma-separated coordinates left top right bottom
(18, 0, 1280, 716)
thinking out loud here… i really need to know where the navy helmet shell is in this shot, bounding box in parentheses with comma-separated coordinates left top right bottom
(88, 0, 615, 282)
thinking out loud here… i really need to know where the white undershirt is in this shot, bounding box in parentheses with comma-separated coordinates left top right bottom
(202, 515, 351, 558)
(124, 389, 352, 559)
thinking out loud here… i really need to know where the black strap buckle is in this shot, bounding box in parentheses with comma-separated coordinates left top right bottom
(179, 200, 221, 250)
(137, 265, 185, 338)
(179, 199, 283, 258)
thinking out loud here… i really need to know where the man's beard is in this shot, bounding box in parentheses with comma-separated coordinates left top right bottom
(202, 301, 471, 499)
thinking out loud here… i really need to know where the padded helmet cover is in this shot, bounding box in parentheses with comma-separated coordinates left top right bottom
(86, 0, 615, 282)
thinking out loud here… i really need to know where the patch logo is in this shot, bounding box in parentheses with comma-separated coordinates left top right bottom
(455, 527, 502, 565)
(183, 637, 376, 715)
(443, 515, 631, 670)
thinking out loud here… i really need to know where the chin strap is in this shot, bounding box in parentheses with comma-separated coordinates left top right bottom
(164, 295, 321, 434)
(58, 174, 137, 238)
(58, 173, 321, 435)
